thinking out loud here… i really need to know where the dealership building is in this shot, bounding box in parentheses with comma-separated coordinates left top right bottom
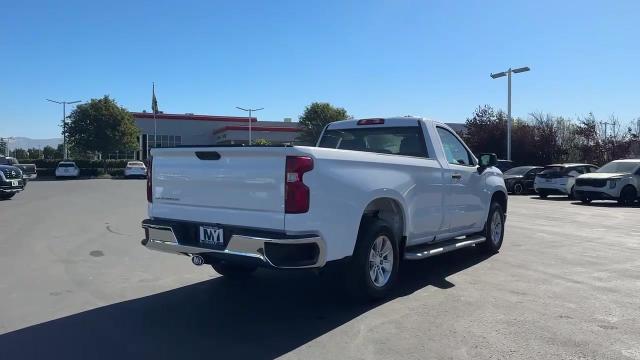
(131, 111, 301, 159)
(130, 111, 467, 160)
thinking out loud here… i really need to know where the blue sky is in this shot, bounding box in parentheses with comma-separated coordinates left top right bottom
(1, 0, 639, 138)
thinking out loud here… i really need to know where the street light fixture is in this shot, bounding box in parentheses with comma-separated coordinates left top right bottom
(235, 107, 263, 145)
(490, 66, 530, 160)
(47, 99, 81, 159)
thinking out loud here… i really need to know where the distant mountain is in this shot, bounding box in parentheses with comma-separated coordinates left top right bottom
(7, 137, 62, 150)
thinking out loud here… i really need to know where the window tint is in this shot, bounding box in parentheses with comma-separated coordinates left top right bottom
(541, 166, 562, 175)
(318, 126, 429, 157)
(436, 127, 473, 166)
(597, 161, 638, 173)
(526, 168, 542, 177)
(58, 163, 76, 168)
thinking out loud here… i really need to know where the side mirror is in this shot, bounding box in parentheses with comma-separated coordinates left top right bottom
(478, 153, 498, 172)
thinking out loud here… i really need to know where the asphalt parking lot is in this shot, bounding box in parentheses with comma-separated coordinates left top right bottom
(1, 179, 639, 360)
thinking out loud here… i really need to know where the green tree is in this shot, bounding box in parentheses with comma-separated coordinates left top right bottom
(66, 96, 139, 161)
(296, 102, 349, 145)
(462, 105, 507, 158)
(42, 145, 57, 159)
(27, 148, 42, 159)
(253, 138, 271, 145)
(13, 148, 28, 159)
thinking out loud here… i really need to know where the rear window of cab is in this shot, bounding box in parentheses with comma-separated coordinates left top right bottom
(318, 126, 429, 158)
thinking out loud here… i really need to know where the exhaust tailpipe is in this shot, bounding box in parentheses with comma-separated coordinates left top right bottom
(191, 255, 205, 266)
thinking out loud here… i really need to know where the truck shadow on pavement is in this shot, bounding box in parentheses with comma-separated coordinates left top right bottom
(0, 248, 491, 360)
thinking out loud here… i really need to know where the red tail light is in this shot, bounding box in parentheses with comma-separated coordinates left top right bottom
(146, 157, 153, 203)
(285, 156, 313, 214)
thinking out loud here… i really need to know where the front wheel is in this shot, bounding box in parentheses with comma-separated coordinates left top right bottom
(619, 185, 637, 206)
(512, 182, 525, 195)
(0, 193, 15, 200)
(346, 219, 399, 301)
(538, 191, 548, 199)
(478, 202, 505, 254)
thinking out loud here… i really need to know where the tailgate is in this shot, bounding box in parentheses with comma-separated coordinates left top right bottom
(150, 147, 287, 230)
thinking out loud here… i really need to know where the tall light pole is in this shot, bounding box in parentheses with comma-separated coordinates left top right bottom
(47, 99, 81, 159)
(490, 66, 530, 161)
(235, 107, 263, 145)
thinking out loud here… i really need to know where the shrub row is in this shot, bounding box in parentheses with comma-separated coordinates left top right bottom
(35, 168, 126, 177)
(17, 159, 135, 169)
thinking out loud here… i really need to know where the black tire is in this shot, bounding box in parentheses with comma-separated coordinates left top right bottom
(0, 193, 15, 200)
(512, 182, 525, 195)
(211, 262, 257, 279)
(580, 197, 592, 204)
(568, 186, 576, 200)
(619, 185, 637, 206)
(346, 218, 399, 301)
(478, 201, 505, 254)
(538, 191, 548, 199)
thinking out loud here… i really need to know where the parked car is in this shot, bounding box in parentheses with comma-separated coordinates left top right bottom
(503, 166, 544, 195)
(142, 117, 508, 300)
(496, 159, 516, 172)
(124, 161, 147, 178)
(0, 156, 37, 181)
(575, 159, 640, 205)
(55, 161, 80, 178)
(534, 163, 598, 199)
(0, 165, 25, 200)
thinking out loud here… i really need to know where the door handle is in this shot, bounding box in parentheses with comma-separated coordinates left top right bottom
(451, 173, 462, 180)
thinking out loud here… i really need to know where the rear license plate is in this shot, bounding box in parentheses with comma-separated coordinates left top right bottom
(11, 180, 18, 186)
(199, 226, 224, 246)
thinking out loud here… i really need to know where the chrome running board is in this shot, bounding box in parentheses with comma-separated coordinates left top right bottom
(404, 235, 486, 260)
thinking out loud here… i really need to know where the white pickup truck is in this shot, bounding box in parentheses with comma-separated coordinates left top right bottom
(142, 117, 508, 299)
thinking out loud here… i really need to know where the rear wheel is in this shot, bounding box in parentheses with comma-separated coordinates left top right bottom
(568, 186, 576, 200)
(346, 219, 399, 301)
(512, 182, 525, 195)
(619, 185, 637, 206)
(478, 202, 505, 254)
(538, 191, 548, 199)
(211, 262, 257, 279)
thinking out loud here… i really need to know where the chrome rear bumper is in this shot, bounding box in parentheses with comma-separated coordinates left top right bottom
(141, 221, 326, 269)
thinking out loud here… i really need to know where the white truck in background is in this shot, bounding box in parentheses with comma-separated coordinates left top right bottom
(142, 117, 508, 299)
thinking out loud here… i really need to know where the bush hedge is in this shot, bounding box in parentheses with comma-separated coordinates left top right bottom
(18, 159, 131, 169)
(18, 159, 135, 178)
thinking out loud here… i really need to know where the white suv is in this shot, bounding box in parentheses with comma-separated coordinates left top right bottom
(55, 161, 80, 178)
(534, 163, 598, 199)
(575, 159, 640, 205)
(124, 161, 147, 178)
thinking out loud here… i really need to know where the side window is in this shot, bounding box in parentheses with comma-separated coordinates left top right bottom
(436, 127, 473, 166)
(589, 166, 598, 173)
(566, 167, 582, 176)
